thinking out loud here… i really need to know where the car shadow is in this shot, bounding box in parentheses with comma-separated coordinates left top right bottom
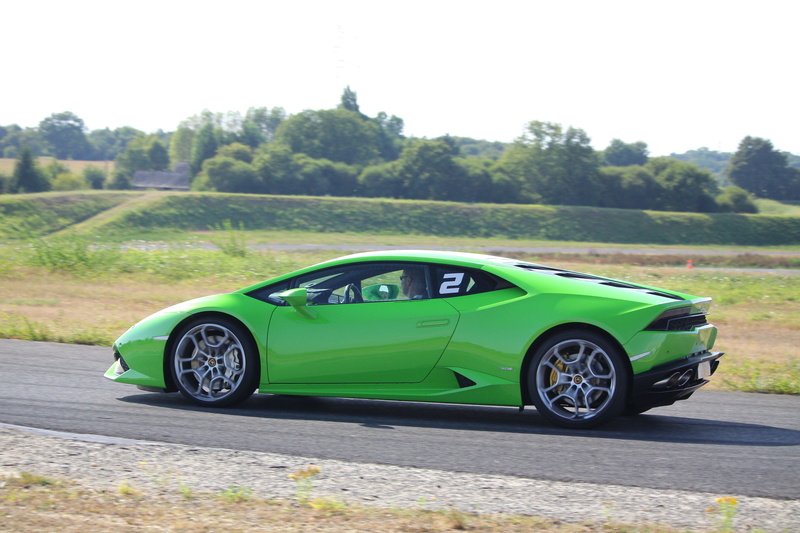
(117, 392, 800, 447)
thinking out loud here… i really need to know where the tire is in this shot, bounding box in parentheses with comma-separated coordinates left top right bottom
(528, 329, 628, 429)
(170, 317, 259, 407)
(622, 404, 652, 416)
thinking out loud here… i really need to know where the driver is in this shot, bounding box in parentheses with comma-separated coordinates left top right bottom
(400, 268, 427, 299)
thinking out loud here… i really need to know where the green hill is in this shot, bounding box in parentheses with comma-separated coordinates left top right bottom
(0, 191, 134, 240)
(2, 191, 799, 246)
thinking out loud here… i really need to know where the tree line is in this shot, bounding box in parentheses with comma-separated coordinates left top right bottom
(3, 87, 799, 213)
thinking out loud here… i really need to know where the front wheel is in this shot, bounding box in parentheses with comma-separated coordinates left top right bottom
(528, 330, 628, 429)
(171, 317, 259, 407)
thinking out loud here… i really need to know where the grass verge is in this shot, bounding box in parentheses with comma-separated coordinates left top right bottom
(0, 236, 797, 395)
(0, 472, 733, 533)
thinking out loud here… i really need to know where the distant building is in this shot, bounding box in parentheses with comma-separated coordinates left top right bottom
(132, 162, 190, 191)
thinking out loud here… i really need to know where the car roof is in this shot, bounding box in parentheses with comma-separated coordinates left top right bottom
(238, 249, 696, 305)
(323, 250, 692, 303)
(329, 249, 524, 268)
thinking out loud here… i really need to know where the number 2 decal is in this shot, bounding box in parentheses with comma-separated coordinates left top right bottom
(439, 273, 464, 294)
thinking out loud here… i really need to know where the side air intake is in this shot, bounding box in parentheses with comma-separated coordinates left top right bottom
(454, 372, 477, 388)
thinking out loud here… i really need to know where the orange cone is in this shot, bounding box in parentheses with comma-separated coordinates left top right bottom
(686, 259, 694, 269)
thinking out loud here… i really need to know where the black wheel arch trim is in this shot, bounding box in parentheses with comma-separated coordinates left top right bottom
(519, 322, 632, 405)
(162, 312, 261, 394)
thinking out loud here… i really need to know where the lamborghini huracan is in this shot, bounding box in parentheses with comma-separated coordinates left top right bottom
(105, 250, 722, 429)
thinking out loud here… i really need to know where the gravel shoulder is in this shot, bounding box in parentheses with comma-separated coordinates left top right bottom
(2, 424, 798, 532)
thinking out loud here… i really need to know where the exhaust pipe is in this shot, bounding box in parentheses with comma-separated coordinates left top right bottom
(653, 369, 695, 390)
(654, 372, 682, 389)
(676, 369, 694, 387)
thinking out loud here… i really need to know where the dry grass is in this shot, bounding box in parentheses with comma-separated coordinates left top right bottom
(0, 249, 797, 393)
(0, 268, 227, 344)
(710, 324, 800, 392)
(0, 157, 113, 176)
(0, 473, 683, 533)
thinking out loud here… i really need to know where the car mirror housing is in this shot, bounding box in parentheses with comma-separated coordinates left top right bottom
(279, 288, 316, 319)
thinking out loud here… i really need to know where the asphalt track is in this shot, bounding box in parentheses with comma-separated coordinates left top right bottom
(254, 243, 800, 257)
(1, 339, 798, 500)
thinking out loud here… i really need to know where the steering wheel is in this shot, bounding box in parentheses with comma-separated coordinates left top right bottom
(344, 283, 363, 303)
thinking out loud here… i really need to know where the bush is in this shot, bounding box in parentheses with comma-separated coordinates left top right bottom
(717, 186, 758, 213)
(52, 173, 90, 191)
(83, 166, 108, 189)
(28, 235, 121, 273)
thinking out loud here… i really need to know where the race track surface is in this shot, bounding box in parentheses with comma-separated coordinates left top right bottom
(2, 339, 798, 500)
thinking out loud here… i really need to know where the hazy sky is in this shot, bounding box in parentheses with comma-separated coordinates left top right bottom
(2, 0, 797, 156)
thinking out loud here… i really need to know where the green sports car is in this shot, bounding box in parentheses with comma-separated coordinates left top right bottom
(105, 250, 722, 429)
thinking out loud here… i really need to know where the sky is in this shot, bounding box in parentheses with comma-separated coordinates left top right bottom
(2, 0, 798, 157)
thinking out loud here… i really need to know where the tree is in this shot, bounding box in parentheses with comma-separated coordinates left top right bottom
(292, 154, 358, 197)
(393, 139, 464, 201)
(39, 111, 93, 159)
(11, 147, 50, 193)
(217, 142, 253, 163)
(452, 137, 507, 160)
(1, 124, 47, 158)
(598, 166, 662, 210)
(373, 111, 405, 161)
(670, 147, 731, 181)
(786, 168, 800, 200)
(456, 158, 494, 202)
(115, 135, 170, 177)
(199, 157, 260, 193)
(106, 171, 132, 190)
(603, 139, 649, 166)
(190, 123, 219, 175)
(244, 106, 285, 144)
(357, 163, 403, 198)
(646, 157, 719, 212)
(487, 163, 526, 204)
(274, 108, 381, 166)
(43, 159, 70, 182)
(339, 86, 361, 114)
(88, 126, 143, 161)
(490, 143, 540, 203)
(169, 127, 195, 164)
(726, 137, 791, 199)
(237, 121, 265, 148)
(554, 126, 602, 206)
(147, 139, 170, 171)
(253, 143, 302, 194)
(495, 121, 601, 206)
(82, 166, 107, 189)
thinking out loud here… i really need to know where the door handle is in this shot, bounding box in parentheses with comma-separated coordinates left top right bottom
(416, 319, 450, 328)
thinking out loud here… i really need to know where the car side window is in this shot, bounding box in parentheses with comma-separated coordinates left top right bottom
(294, 262, 430, 305)
(431, 266, 505, 298)
(246, 280, 291, 305)
(245, 264, 510, 305)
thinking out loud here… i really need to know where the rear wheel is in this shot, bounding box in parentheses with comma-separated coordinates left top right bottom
(171, 318, 258, 407)
(528, 330, 628, 429)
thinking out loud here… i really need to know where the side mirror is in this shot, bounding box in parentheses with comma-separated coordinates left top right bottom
(362, 283, 400, 301)
(278, 288, 316, 319)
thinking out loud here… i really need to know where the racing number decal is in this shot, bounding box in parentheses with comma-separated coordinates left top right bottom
(439, 273, 465, 295)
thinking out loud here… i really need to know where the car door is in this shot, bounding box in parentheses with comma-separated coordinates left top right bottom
(265, 262, 459, 384)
